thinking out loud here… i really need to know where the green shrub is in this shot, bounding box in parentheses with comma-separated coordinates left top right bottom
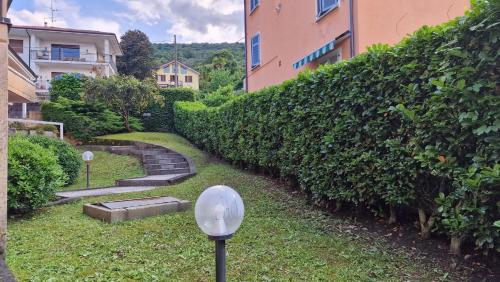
(41, 98, 129, 141)
(142, 88, 195, 132)
(50, 73, 84, 101)
(202, 85, 236, 107)
(26, 135, 83, 185)
(174, 2, 499, 254)
(7, 137, 66, 211)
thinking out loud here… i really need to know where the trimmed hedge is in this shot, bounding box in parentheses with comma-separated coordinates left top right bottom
(7, 137, 66, 211)
(175, 3, 499, 254)
(142, 88, 195, 132)
(26, 135, 83, 185)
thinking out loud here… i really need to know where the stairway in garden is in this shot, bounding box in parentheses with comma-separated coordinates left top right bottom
(56, 141, 196, 199)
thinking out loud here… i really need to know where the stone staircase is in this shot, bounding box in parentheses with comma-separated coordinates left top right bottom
(56, 141, 196, 199)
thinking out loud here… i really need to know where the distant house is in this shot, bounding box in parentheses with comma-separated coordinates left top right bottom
(9, 25, 122, 102)
(244, 0, 470, 92)
(154, 61, 199, 90)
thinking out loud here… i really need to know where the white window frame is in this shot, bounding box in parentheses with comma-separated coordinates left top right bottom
(316, 0, 339, 19)
(250, 33, 261, 68)
(250, 0, 260, 14)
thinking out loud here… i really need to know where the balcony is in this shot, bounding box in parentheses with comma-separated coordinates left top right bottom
(30, 48, 117, 75)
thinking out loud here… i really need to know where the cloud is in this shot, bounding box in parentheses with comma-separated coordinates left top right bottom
(8, 0, 121, 36)
(115, 0, 244, 43)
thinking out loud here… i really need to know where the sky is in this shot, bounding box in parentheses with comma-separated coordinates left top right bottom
(8, 0, 245, 43)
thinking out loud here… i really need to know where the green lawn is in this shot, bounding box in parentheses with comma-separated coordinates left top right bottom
(64, 150, 144, 191)
(7, 133, 447, 281)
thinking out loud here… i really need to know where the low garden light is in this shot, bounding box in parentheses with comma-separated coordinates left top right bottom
(195, 185, 245, 282)
(82, 151, 94, 189)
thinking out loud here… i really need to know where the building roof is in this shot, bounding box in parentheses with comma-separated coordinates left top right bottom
(8, 45, 37, 78)
(11, 25, 122, 55)
(158, 61, 200, 75)
(12, 25, 117, 36)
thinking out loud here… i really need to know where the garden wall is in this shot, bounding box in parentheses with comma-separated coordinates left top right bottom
(174, 3, 499, 254)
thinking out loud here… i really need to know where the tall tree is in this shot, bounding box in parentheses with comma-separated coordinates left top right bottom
(84, 75, 162, 131)
(117, 30, 154, 80)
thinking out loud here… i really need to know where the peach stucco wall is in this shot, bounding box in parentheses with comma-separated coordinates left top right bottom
(245, 0, 352, 92)
(246, 0, 470, 93)
(354, 0, 470, 54)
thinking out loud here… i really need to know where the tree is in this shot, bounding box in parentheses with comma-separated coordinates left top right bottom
(117, 30, 155, 80)
(49, 73, 84, 101)
(199, 49, 244, 93)
(84, 75, 162, 131)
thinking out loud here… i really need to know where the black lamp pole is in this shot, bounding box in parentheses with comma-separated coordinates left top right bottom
(209, 234, 233, 282)
(86, 162, 90, 189)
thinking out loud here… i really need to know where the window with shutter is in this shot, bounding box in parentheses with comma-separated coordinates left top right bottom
(251, 33, 261, 68)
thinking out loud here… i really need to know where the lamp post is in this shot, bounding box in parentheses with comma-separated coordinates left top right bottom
(195, 185, 245, 282)
(82, 151, 94, 189)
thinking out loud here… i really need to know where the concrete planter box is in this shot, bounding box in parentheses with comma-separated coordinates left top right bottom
(84, 196, 191, 223)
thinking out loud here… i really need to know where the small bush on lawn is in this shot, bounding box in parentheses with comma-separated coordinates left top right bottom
(174, 2, 500, 255)
(141, 88, 195, 132)
(7, 137, 66, 211)
(26, 135, 83, 185)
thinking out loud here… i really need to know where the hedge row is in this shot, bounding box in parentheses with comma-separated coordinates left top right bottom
(141, 88, 195, 132)
(174, 3, 499, 255)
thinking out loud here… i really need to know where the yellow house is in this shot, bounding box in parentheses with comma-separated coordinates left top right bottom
(154, 61, 199, 90)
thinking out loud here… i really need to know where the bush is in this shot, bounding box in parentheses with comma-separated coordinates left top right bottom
(174, 3, 500, 254)
(142, 88, 195, 132)
(7, 137, 66, 211)
(41, 97, 134, 141)
(50, 73, 84, 101)
(202, 85, 236, 107)
(26, 135, 83, 185)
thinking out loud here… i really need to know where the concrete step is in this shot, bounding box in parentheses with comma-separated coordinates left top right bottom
(116, 174, 191, 187)
(140, 149, 171, 155)
(144, 163, 189, 170)
(146, 168, 191, 175)
(143, 158, 186, 165)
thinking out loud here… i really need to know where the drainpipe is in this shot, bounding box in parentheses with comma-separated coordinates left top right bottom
(349, 0, 355, 58)
(26, 29, 31, 67)
(243, 0, 249, 92)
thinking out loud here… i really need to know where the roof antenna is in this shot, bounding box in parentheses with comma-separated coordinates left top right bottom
(49, 0, 58, 25)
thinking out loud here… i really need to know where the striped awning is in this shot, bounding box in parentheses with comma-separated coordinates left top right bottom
(293, 39, 336, 69)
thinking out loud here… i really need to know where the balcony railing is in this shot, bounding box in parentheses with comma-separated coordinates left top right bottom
(30, 48, 116, 68)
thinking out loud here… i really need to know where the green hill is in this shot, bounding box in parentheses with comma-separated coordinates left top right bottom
(152, 42, 245, 70)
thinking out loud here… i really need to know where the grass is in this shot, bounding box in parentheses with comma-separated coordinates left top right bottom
(63, 150, 144, 191)
(7, 133, 448, 281)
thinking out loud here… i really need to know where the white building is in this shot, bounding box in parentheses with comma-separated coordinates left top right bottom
(8, 25, 122, 102)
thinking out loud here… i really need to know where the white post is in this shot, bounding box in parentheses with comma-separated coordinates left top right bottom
(104, 39, 110, 63)
(59, 123, 63, 140)
(21, 103, 27, 118)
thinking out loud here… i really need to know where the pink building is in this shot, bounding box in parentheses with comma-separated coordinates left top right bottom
(244, 0, 470, 92)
